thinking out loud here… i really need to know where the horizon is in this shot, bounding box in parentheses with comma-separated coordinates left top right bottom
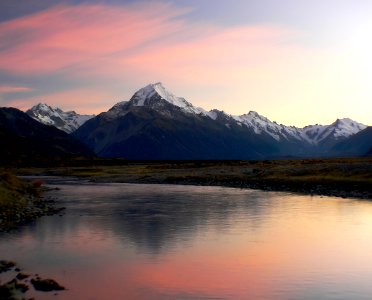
(23, 81, 370, 128)
(0, 1, 372, 127)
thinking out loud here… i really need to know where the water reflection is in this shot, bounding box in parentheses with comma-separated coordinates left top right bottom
(36, 183, 272, 254)
(1, 181, 372, 299)
(109, 185, 270, 254)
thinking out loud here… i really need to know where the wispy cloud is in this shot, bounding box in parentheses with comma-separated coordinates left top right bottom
(0, 85, 33, 94)
(0, 2, 301, 112)
(0, 2, 299, 78)
(0, 2, 191, 74)
(0, 2, 370, 125)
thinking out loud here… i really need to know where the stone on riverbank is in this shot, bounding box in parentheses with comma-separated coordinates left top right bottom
(0, 260, 65, 299)
(30, 278, 65, 292)
(0, 260, 16, 273)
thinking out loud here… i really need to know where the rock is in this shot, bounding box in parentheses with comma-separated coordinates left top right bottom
(8, 279, 28, 293)
(0, 285, 14, 299)
(30, 278, 65, 291)
(0, 260, 16, 273)
(0, 279, 29, 300)
(16, 273, 30, 280)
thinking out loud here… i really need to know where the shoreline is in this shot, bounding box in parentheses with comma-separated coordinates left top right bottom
(0, 174, 66, 299)
(0, 173, 64, 232)
(13, 158, 372, 200)
(88, 176, 372, 200)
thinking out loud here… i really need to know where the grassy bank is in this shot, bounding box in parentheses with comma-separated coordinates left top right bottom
(13, 157, 372, 199)
(0, 173, 63, 231)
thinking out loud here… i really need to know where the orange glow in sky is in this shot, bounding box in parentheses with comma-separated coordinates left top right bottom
(0, 1, 371, 126)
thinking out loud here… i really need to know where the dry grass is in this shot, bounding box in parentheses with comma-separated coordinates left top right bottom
(0, 173, 56, 231)
(0, 173, 29, 212)
(12, 157, 372, 199)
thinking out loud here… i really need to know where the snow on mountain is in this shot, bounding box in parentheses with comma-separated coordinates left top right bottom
(57, 82, 365, 146)
(26, 103, 94, 133)
(207, 110, 219, 120)
(302, 124, 328, 143)
(207, 109, 234, 121)
(303, 119, 367, 144)
(115, 83, 367, 145)
(331, 118, 367, 138)
(205, 109, 308, 142)
(110, 83, 209, 117)
(216, 110, 365, 145)
(230, 110, 366, 144)
(233, 111, 305, 142)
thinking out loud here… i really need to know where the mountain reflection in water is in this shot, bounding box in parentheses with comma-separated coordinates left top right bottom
(1, 180, 372, 300)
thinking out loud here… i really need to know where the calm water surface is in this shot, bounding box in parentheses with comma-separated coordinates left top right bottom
(1, 178, 372, 299)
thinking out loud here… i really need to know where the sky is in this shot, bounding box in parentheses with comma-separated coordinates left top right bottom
(0, 0, 371, 127)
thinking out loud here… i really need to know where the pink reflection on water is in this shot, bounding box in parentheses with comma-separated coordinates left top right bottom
(2, 186, 372, 300)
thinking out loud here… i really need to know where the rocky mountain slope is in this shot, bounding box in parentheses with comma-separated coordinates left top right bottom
(73, 83, 368, 159)
(331, 127, 372, 157)
(27, 103, 94, 133)
(0, 107, 94, 164)
(73, 83, 280, 159)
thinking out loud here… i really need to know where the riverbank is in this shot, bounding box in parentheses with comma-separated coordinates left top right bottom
(13, 157, 372, 199)
(0, 173, 64, 232)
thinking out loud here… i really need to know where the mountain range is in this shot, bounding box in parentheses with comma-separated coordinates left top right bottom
(19, 82, 372, 159)
(27, 103, 94, 133)
(0, 107, 93, 164)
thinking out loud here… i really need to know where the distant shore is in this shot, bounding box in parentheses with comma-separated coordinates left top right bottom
(12, 157, 372, 200)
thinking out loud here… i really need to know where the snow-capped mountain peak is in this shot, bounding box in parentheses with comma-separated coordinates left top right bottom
(333, 118, 360, 128)
(27, 103, 94, 133)
(332, 118, 367, 138)
(232, 111, 302, 141)
(107, 83, 367, 145)
(302, 118, 367, 144)
(127, 82, 208, 115)
(206, 109, 231, 120)
(32, 103, 53, 113)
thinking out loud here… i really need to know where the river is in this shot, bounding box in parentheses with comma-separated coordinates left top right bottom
(1, 178, 372, 299)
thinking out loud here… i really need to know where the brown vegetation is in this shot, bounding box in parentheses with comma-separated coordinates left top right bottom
(0, 173, 63, 231)
(13, 157, 372, 199)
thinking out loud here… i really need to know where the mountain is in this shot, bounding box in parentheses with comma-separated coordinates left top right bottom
(26, 103, 94, 133)
(234, 113, 365, 148)
(73, 83, 368, 159)
(331, 126, 372, 157)
(0, 107, 94, 164)
(104, 83, 210, 121)
(74, 83, 280, 159)
(303, 118, 367, 148)
(210, 112, 366, 157)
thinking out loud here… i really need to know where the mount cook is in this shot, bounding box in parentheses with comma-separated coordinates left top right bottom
(27, 83, 370, 159)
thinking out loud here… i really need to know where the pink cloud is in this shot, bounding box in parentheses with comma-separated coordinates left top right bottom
(122, 25, 301, 76)
(12, 87, 113, 114)
(0, 2, 299, 78)
(0, 2, 302, 112)
(5, 2, 360, 126)
(0, 86, 33, 94)
(0, 2, 190, 74)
